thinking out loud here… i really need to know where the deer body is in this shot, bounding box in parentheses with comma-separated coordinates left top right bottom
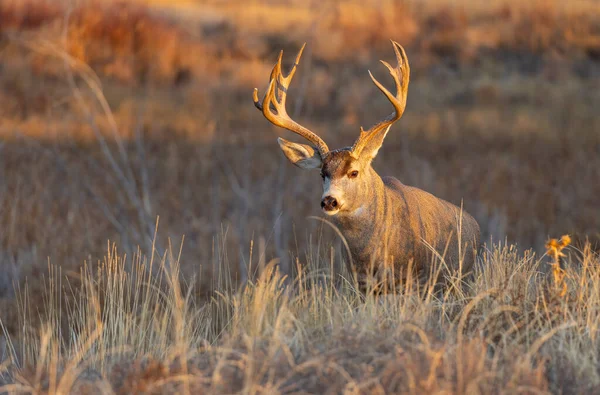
(253, 41, 481, 291)
(319, 148, 480, 288)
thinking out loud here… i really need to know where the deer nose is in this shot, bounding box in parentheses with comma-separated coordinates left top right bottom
(321, 195, 339, 211)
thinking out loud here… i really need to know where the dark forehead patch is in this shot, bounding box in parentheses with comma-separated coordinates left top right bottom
(322, 148, 354, 178)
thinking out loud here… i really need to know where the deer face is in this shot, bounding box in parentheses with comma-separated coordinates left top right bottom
(278, 139, 376, 216)
(319, 149, 365, 216)
(254, 41, 409, 216)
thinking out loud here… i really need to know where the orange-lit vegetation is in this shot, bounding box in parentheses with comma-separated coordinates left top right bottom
(1, 0, 600, 393)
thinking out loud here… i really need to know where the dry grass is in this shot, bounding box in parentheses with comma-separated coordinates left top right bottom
(1, 0, 600, 393)
(1, 241, 600, 393)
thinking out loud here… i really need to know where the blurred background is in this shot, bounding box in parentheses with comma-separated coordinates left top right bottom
(0, 0, 599, 302)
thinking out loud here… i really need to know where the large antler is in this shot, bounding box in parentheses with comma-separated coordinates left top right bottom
(253, 44, 329, 157)
(351, 41, 410, 159)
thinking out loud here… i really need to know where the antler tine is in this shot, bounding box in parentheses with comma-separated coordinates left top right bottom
(253, 44, 329, 156)
(351, 40, 410, 158)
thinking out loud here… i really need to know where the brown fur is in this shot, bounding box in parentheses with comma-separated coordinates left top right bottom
(323, 148, 481, 292)
(258, 42, 480, 293)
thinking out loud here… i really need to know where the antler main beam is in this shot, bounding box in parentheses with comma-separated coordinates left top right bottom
(253, 44, 329, 157)
(351, 40, 410, 158)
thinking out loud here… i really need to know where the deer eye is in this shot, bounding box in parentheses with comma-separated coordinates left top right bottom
(348, 170, 359, 179)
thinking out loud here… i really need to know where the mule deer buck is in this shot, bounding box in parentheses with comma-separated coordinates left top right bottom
(253, 41, 480, 292)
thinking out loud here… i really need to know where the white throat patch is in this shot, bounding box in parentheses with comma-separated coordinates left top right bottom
(348, 205, 365, 216)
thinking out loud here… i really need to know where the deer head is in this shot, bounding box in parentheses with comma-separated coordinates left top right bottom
(253, 41, 410, 217)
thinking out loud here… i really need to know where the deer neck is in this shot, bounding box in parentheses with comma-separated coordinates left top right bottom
(331, 168, 406, 269)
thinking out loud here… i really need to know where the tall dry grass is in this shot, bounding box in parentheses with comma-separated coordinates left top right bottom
(1, 239, 600, 393)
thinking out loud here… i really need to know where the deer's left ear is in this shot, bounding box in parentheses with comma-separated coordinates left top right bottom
(360, 126, 391, 160)
(277, 137, 323, 170)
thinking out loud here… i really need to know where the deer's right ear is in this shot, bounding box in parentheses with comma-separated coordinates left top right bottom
(277, 137, 322, 170)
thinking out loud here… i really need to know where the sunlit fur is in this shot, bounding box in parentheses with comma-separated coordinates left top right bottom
(261, 42, 480, 292)
(315, 146, 480, 291)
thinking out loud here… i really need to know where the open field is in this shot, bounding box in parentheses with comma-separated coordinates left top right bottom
(1, 0, 600, 393)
